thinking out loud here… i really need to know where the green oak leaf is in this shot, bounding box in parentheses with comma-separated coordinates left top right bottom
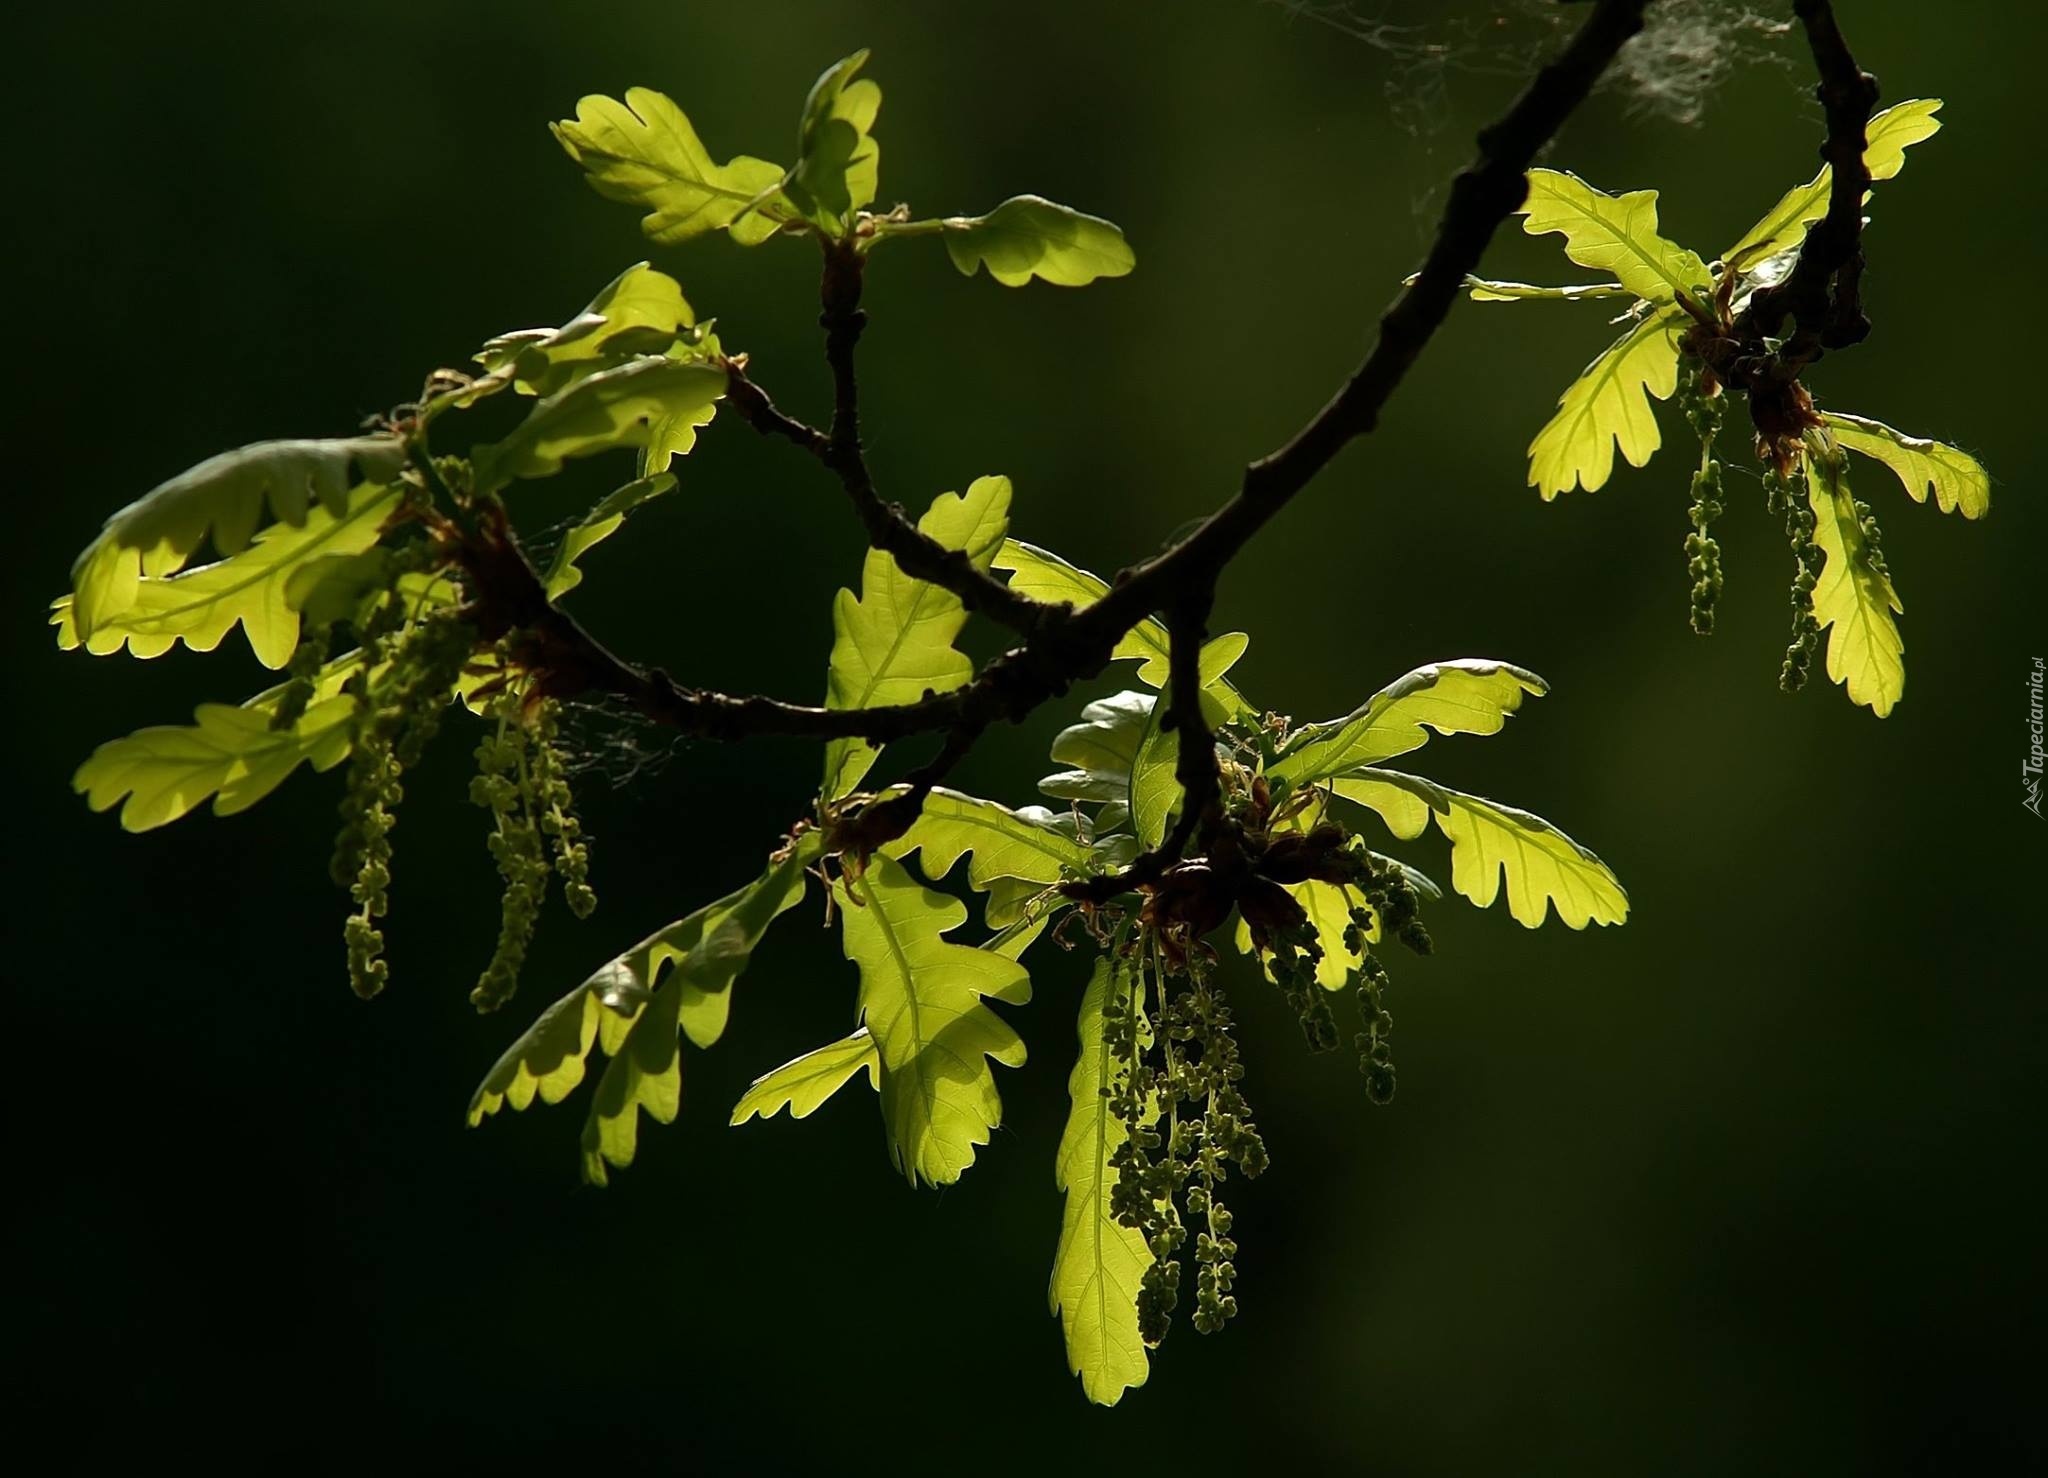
(1440, 275, 1632, 302)
(438, 263, 701, 414)
(72, 655, 368, 832)
(782, 50, 881, 236)
(1822, 413, 1989, 521)
(542, 472, 679, 599)
(1331, 767, 1627, 929)
(1050, 957, 1154, 1407)
(730, 1029, 881, 1126)
(886, 786, 1093, 891)
(465, 838, 817, 1159)
(1806, 447, 1905, 717)
(1724, 99, 1943, 272)
(1126, 637, 1247, 848)
(993, 540, 1254, 716)
(53, 482, 400, 669)
(821, 475, 1011, 800)
(1269, 660, 1548, 788)
(840, 854, 1028, 1187)
(1518, 171, 1710, 309)
(1041, 691, 1154, 804)
(1527, 305, 1687, 497)
(470, 358, 725, 492)
(940, 196, 1135, 287)
(553, 87, 797, 246)
(68, 436, 405, 643)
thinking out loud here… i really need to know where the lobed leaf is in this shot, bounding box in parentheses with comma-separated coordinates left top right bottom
(1334, 767, 1627, 929)
(439, 263, 701, 414)
(73, 657, 366, 832)
(782, 50, 882, 235)
(1807, 448, 1905, 717)
(54, 482, 400, 669)
(821, 476, 1012, 800)
(466, 837, 819, 1186)
(1042, 690, 1154, 804)
(886, 786, 1094, 891)
(1822, 412, 1989, 521)
(993, 541, 1253, 716)
(730, 1029, 881, 1126)
(1450, 275, 1633, 302)
(553, 86, 796, 246)
(470, 357, 725, 492)
(1527, 305, 1687, 496)
(542, 472, 679, 599)
(1518, 171, 1710, 308)
(68, 436, 405, 643)
(840, 855, 1029, 1187)
(941, 196, 1135, 287)
(1724, 99, 1943, 271)
(1269, 660, 1548, 788)
(1050, 958, 1154, 1406)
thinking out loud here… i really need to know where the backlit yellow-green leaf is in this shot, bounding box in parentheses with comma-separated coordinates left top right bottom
(467, 838, 818, 1182)
(1807, 448, 1905, 717)
(1519, 171, 1710, 307)
(783, 50, 881, 235)
(470, 358, 725, 492)
(553, 87, 796, 246)
(54, 482, 400, 669)
(1337, 768, 1626, 929)
(542, 473, 678, 599)
(1050, 957, 1153, 1406)
(74, 691, 359, 834)
(69, 436, 405, 643)
(1724, 99, 1943, 271)
(1269, 659, 1547, 788)
(1127, 637, 1246, 848)
(1453, 275, 1632, 302)
(941, 196, 1135, 287)
(840, 855, 1028, 1187)
(993, 540, 1253, 716)
(438, 263, 700, 414)
(821, 475, 1012, 800)
(1822, 413, 1989, 521)
(730, 1029, 881, 1126)
(886, 786, 1093, 890)
(1527, 306, 1686, 496)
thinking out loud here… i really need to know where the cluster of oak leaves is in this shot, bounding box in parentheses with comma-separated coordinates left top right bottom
(55, 55, 1984, 1405)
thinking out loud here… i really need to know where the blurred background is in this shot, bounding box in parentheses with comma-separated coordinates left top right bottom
(12, 1, 2040, 1469)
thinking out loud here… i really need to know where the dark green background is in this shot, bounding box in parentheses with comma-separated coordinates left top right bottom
(15, 1, 2040, 1470)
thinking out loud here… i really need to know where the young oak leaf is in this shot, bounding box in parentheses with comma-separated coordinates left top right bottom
(68, 436, 406, 642)
(542, 472, 679, 599)
(553, 87, 797, 246)
(839, 855, 1029, 1187)
(1806, 448, 1905, 717)
(1126, 636, 1253, 848)
(1331, 767, 1628, 929)
(941, 196, 1135, 287)
(1724, 99, 1944, 272)
(993, 540, 1254, 717)
(821, 476, 1012, 800)
(1526, 305, 1688, 497)
(53, 482, 401, 669)
(1050, 957, 1155, 1407)
(1822, 413, 1989, 521)
(470, 357, 726, 492)
(730, 1029, 881, 1126)
(467, 837, 819, 1184)
(1518, 171, 1711, 308)
(434, 263, 702, 415)
(782, 50, 882, 236)
(884, 786, 1094, 892)
(1268, 659, 1548, 788)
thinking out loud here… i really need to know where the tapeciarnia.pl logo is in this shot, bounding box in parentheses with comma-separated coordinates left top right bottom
(2027, 657, 2045, 817)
